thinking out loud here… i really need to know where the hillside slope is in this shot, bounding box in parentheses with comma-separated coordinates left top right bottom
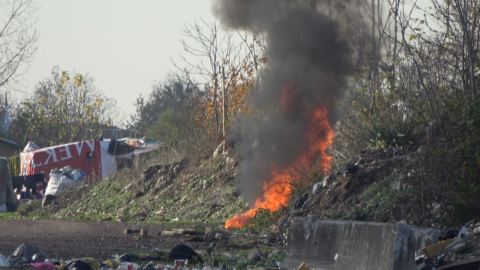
(28, 142, 248, 224)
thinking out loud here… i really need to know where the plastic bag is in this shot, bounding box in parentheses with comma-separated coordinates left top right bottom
(119, 253, 139, 262)
(71, 170, 84, 181)
(66, 260, 93, 270)
(78, 257, 100, 270)
(23, 142, 39, 152)
(117, 262, 140, 270)
(105, 259, 120, 268)
(0, 254, 9, 267)
(32, 252, 47, 262)
(45, 171, 85, 196)
(29, 262, 55, 269)
(12, 244, 47, 262)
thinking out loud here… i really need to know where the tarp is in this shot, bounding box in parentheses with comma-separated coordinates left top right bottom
(45, 171, 86, 196)
(20, 140, 117, 197)
(0, 157, 19, 211)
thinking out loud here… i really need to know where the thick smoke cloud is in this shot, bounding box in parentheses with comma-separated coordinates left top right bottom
(214, 0, 356, 203)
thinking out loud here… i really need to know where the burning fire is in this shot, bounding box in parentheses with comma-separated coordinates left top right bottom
(225, 86, 334, 229)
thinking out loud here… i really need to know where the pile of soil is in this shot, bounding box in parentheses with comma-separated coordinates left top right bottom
(27, 140, 247, 223)
(294, 146, 413, 220)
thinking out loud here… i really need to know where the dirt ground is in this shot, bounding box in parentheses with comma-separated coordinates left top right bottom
(0, 219, 209, 261)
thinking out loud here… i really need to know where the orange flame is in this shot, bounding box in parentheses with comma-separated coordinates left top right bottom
(226, 102, 333, 229)
(280, 84, 296, 112)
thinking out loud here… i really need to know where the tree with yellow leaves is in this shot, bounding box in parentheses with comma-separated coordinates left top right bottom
(16, 67, 116, 147)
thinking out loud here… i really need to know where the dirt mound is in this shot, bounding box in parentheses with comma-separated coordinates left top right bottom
(27, 139, 247, 224)
(283, 146, 413, 222)
(313, 147, 410, 217)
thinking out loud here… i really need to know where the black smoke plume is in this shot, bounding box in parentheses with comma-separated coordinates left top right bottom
(214, 0, 356, 204)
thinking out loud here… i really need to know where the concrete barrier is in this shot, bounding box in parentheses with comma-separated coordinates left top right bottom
(282, 217, 439, 270)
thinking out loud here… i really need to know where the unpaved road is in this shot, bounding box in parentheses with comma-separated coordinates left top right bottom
(0, 219, 203, 260)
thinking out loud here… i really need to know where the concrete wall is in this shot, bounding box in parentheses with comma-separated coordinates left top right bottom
(282, 218, 439, 270)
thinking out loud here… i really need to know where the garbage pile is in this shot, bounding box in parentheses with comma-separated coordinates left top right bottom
(416, 216, 480, 270)
(45, 166, 86, 197)
(0, 242, 279, 270)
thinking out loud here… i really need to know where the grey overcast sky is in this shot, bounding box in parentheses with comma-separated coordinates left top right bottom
(18, 0, 215, 124)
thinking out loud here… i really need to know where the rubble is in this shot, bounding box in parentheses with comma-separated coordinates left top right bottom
(416, 216, 480, 269)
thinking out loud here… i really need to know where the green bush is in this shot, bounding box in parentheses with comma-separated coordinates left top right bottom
(146, 107, 195, 145)
(365, 119, 416, 149)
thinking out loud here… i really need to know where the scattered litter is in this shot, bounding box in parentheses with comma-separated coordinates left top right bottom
(117, 262, 140, 270)
(296, 261, 309, 270)
(13, 243, 47, 262)
(271, 259, 280, 268)
(293, 193, 309, 209)
(78, 257, 100, 269)
(338, 163, 360, 174)
(45, 167, 86, 196)
(169, 244, 202, 263)
(204, 229, 232, 242)
(105, 258, 121, 268)
(422, 238, 456, 257)
(123, 228, 148, 236)
(23, 141, 39, 152)
(174, 259, 188, 268)
(312, 181, 325, 195)
(29, 261, 55, 269)
(119, 253, 139, 263)
(65, 259, 93, 270)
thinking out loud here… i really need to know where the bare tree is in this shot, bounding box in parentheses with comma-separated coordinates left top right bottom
(430, 0, 480, 102)
(0, 0, 39, 88)
(175, 20, 265, 134)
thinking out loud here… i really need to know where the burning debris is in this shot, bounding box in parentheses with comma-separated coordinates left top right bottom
(214, 0, 356, 228)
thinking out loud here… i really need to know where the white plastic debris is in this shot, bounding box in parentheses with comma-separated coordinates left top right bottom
(458, 226, 467, 238)
(0, 254, 10, 267)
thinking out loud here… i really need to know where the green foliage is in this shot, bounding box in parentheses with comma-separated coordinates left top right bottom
(13, 67, 116, 147)
(146, 107, 193, 144)
(357, 98, 480, 226)
(365, 119, 416, 149)
(130, 73, 199, 136)
(360, 169, 416, 222)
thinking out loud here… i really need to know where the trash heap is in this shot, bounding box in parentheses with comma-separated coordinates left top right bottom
(416, 216, 480, 270)
(1, 243, 208, 270)
(0, 239, 283, 270)
(45, 166, 87, 197)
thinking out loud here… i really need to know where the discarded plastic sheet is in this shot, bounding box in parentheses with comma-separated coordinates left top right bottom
(0, 254, 9, 267)
(169, 244, 202, 262)
(45, 169, 85, 196)
(29, 262, 55, 269)
(65, 259, 93, 270)
(13, 243, 47, 262)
